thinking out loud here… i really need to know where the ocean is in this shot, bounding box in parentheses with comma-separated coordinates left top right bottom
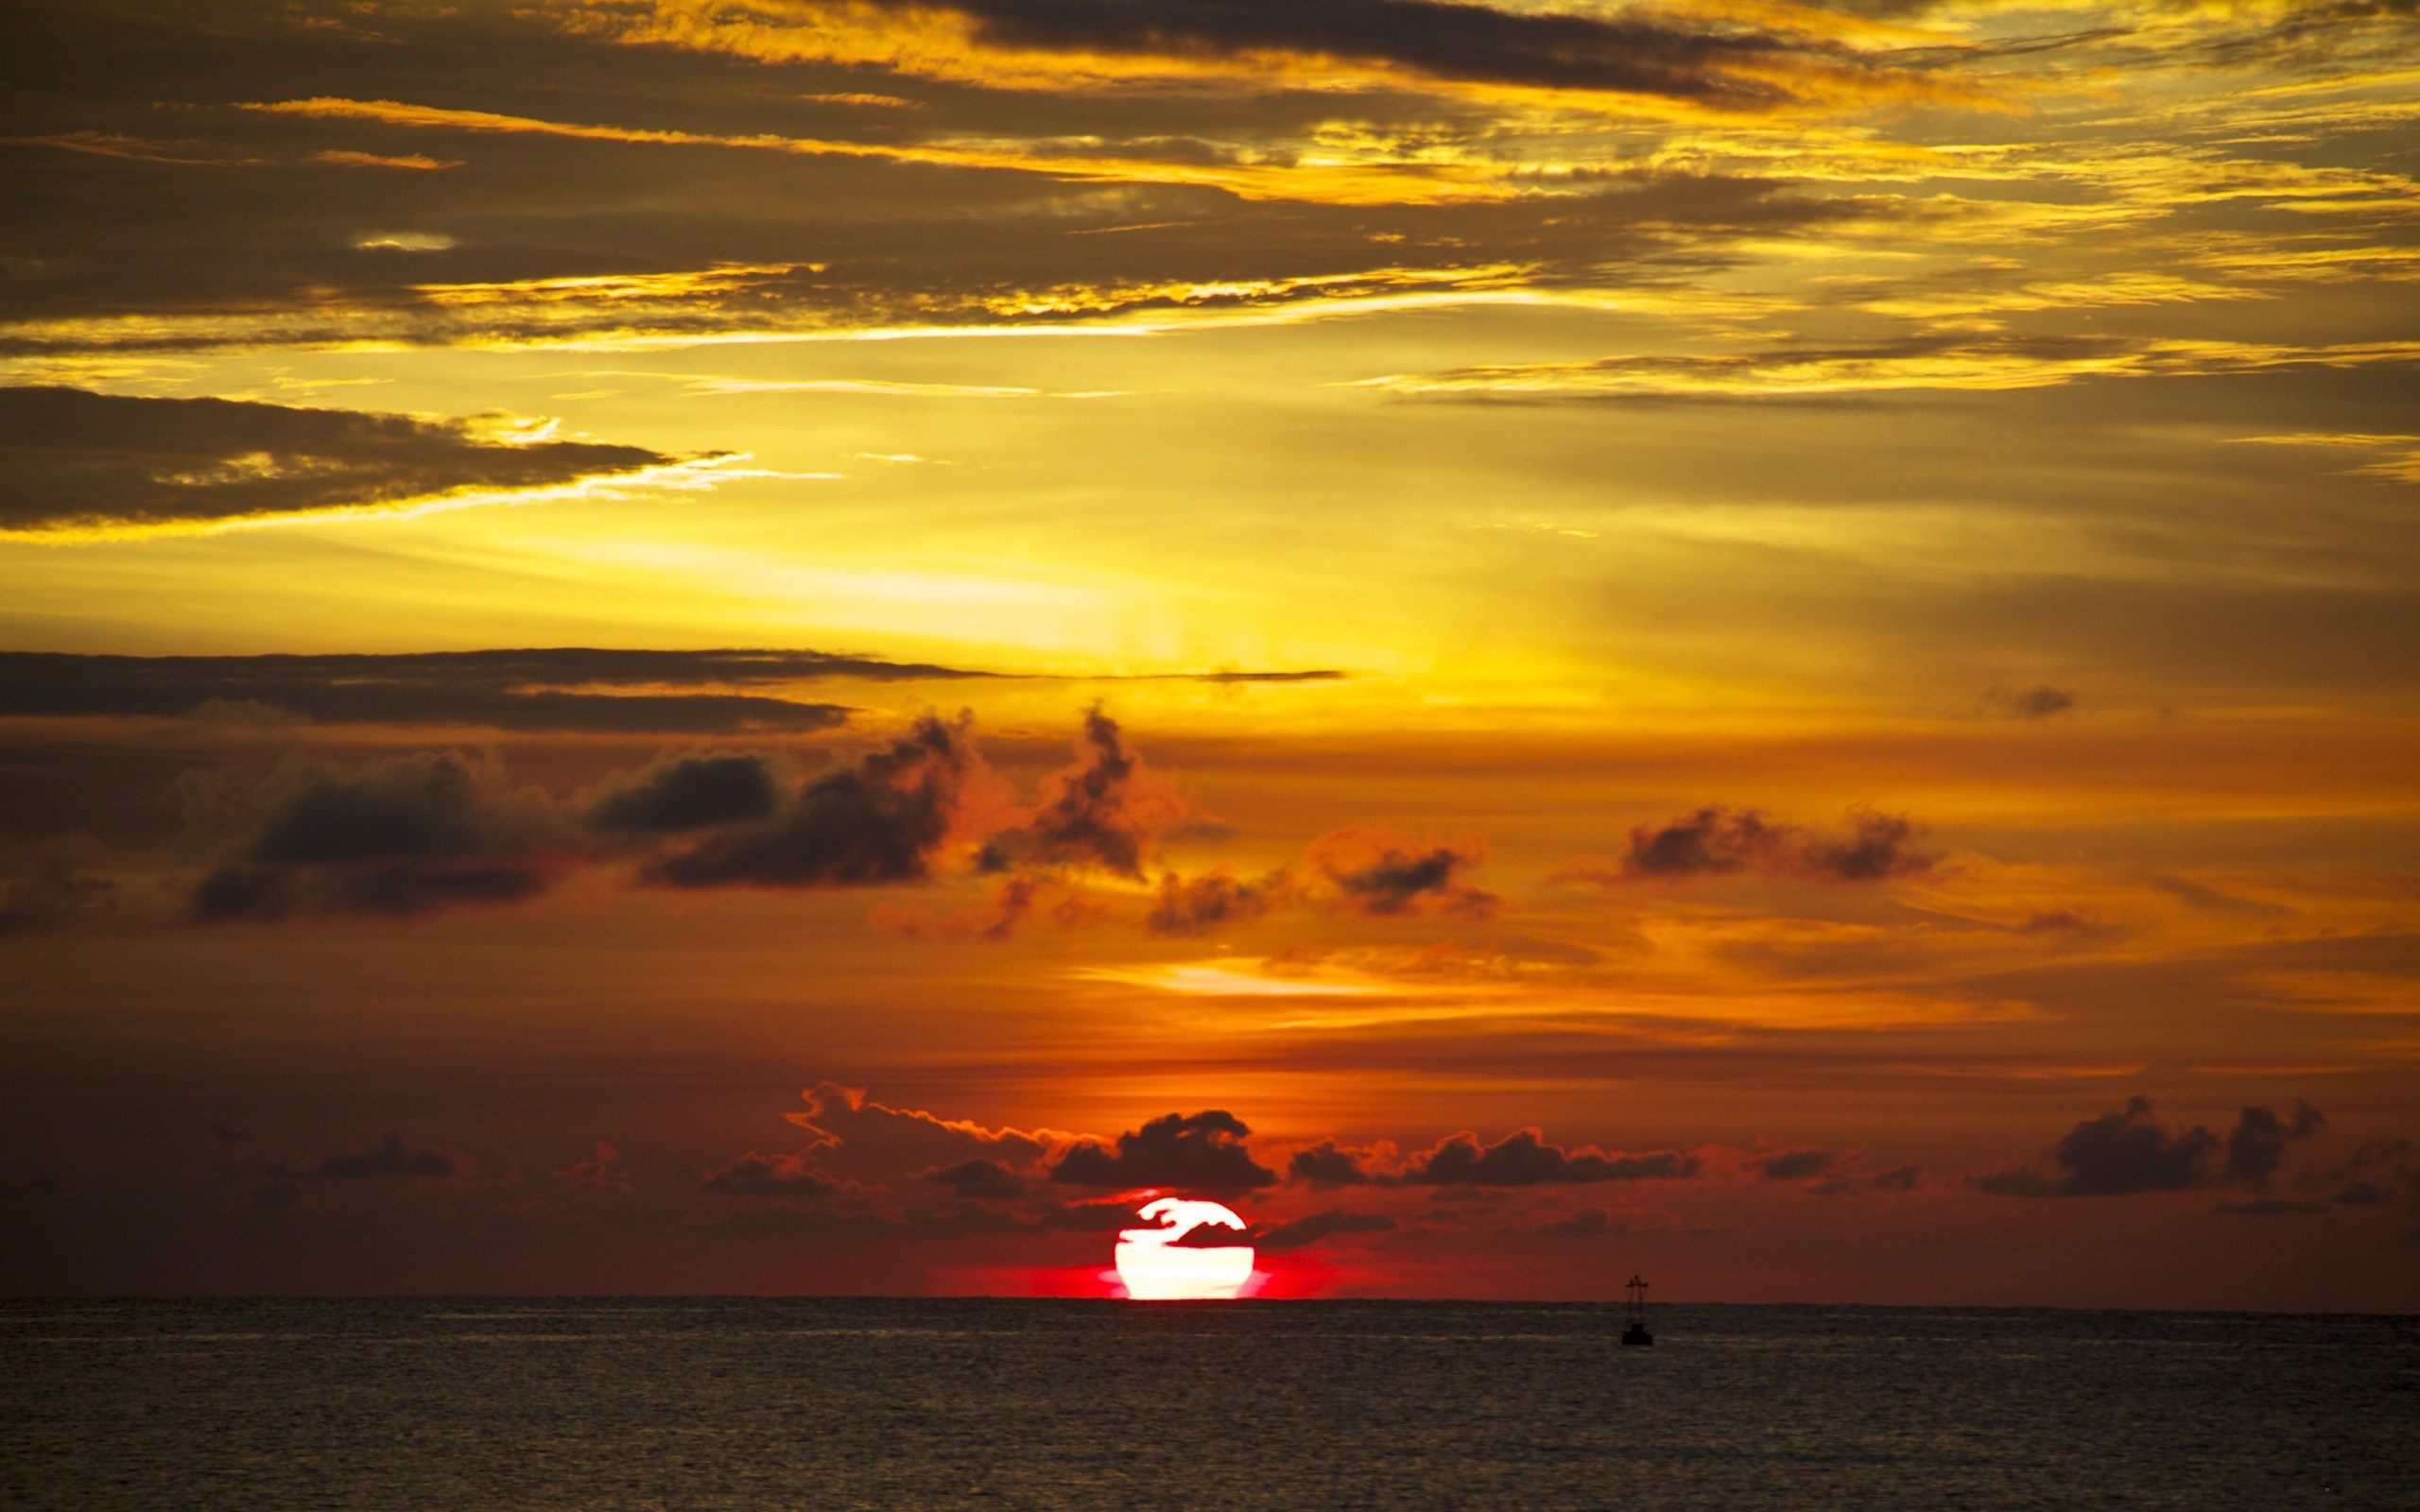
(4, 1298, 2413, 1510)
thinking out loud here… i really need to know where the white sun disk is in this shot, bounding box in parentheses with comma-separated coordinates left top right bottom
(1114, 1197, 1255, 1300)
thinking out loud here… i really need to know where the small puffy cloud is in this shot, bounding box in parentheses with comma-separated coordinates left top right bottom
(189, 750, 573, 921)
(1148, 868, 1286, 935)
(642, 716, 986, 889)
(0, 386, 701, 538)
(1047, 1109, 1278, 1193)
(586, 751, 787, 835)
(1566, 805, 1934, 886)
(1982, 684, 2077, 720)
(699, 1152, 839, 1196)
(1305, 828, 1496, 918)
(978, 707, 1184, 879)
(1972, 1097, 2326, 1197)
(1253, 1210, 1397, 1251)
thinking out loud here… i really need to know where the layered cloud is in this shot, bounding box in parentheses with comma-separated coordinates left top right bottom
(1360, 336, 2420, 402)
(0, 387, 735, 539)
(0, 648, 897, 733)
(572, 0, 1970, 112)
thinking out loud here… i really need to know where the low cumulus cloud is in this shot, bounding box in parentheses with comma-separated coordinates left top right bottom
(699, 1152, 842, 1196)
(1559, 804, 1934, 885)
(0, 386, 717, 538)
(1408, 1128, 1699, 1186)
(923, 1158, 1028, 1199)
(586, 751, 789, 834)
(1293, 1128, 1700, 1187)
(153, 708, 1496, 929)
(641, 716, 989, 888)
(1048, 1110, 1279, 1193)
(977, 708, 1184, 879)
(1972, 1096, 2326, 1197)
(188, 750, 574, 921)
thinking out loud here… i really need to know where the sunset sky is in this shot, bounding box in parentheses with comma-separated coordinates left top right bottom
(2, 0, 2414, 1309)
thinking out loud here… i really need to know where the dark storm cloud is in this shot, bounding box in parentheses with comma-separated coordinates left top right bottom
(978, 708, 1172, 878)
(189, 749, 571, 921)
(640, 716, 982, 888)
(0, 648, 910, 734)
(699, 1152, 842, 1196)
(1253, 1210, 1397, 1250)
(586, 752, 788, 834)
(1972, 1096, 2328, 1197)
(1046, 1109, 1279, 1192)
(1593, 805, 1934, 885)
(0, 387, 689, 535)
(1405, 1128, 1700, 1187)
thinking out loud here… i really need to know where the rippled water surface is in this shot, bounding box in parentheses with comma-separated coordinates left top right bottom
(4, 1298, 2413, 1510)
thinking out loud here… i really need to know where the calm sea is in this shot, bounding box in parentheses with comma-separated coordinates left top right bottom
(3, 1298, 2413, 1510)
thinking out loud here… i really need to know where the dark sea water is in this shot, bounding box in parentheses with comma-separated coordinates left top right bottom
(3, 1298, 2413, 1511)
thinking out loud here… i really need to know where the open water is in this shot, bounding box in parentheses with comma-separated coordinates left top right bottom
(3, 1298, 2413, 1511)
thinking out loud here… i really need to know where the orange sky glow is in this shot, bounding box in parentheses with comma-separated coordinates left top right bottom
(1, 0, 2414, 1309)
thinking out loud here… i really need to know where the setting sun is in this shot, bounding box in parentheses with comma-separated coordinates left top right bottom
(1113, 1198, 1257, 1301)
